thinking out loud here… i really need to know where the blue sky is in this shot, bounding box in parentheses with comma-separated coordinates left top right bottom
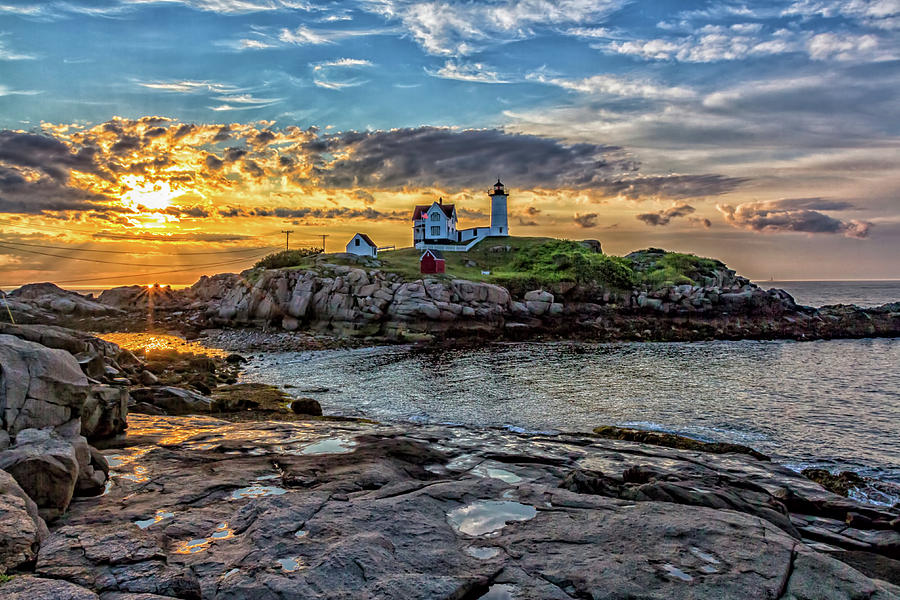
(0, 0, 898, 283)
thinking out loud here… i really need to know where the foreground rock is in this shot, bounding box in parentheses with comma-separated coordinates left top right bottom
(0, 334, 89, 436)
(0, 470, 48, 573)
(14, 414, 897, 599)
(0, 331, 121, 524)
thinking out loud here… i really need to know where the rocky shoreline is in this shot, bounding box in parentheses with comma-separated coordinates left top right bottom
(0, 322, 899, 598)
(1, 252, 898, 345)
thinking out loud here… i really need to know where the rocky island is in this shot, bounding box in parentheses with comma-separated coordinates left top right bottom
(3, 240, 898, 345)
(1, 241, 899, 598)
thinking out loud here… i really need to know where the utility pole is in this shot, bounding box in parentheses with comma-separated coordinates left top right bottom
(281, 230, 294, 251)
(319, 234, 329, 253)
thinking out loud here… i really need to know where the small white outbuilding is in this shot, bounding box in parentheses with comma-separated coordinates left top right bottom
(345, 233, 378, 257)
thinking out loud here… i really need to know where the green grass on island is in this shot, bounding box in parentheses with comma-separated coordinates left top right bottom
(251, 237, 729, 292)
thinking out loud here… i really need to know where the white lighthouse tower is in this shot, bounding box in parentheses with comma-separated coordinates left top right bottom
(489, 178, 509, 237)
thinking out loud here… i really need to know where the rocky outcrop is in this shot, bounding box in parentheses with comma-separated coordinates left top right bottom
(0, 469, 48, 573)
(130, 387, 212, 415)
(81, 386, 129, 441)
(0, 334, 90, 436)
(7, 283, 121, 318)
(18, 414, 896, 599)
(0, 426, 107, 520)
(0, 575, 104, 599)
(178, 264, 899, 343)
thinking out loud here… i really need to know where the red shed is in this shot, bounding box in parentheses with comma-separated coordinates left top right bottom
(420, 249, 445, 274)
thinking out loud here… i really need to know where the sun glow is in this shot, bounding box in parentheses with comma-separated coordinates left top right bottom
(120, 176, 182, 211)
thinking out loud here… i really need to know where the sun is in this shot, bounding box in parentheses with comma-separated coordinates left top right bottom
(120, 175, 181, 211)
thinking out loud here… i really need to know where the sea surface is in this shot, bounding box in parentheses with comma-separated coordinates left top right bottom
(244, 337, 900, 505)
(757, 280, 900, 308)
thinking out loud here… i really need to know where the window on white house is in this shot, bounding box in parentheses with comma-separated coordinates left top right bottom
(430, 226, 440, 235)
(430, 213, 439, 220)
(355, 238, 360, 246)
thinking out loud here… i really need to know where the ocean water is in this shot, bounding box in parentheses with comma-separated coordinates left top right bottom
(244, 337, 900, 503)
(758, 280, 900, 308)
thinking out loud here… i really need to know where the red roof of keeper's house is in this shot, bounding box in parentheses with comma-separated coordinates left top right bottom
(412, 201, 455, 221)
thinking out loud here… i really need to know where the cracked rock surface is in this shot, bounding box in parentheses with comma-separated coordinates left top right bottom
(21, 414, 900, 599)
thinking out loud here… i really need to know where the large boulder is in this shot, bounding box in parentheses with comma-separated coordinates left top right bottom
(81, 385, 129, 441)
(8, 282, 119, 318)
(0, 428, 80, 520)
(290, 397, 323, 416)
(130, 387, 212, 415)
(0, 334, 89, 437)
(0, 469, 49, 573)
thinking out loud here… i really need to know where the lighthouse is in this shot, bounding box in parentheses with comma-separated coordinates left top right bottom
(489, 178, 509, 237)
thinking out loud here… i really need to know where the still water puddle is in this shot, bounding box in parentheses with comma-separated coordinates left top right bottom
(135, 509, 175, 529)
(296, 438, 356, 455)
(295, 529, 309, 538)
(661, 563, 693, 582)
(277, 557, 306, 572)
(689, 547, 720, 565)
(173, 538, 211, 554)
(231, 484, 287, 500)
(107, 447, 154, 484)
(465, 546, 500, 560)
(447, 500, 537, 536)
(99, 332, 228, 357)
(470, 464, 523, 484)
(173, 522, 235, 554)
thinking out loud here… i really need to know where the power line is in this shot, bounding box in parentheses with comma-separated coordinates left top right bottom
(0, 239, 276, 256)
(0, 218, 285, 242)
(0, 243, 280, 268)
(4, 251, 272, 286)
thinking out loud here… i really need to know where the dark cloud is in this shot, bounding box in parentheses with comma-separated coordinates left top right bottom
(302, 127, 639, 190)
(91, 231, 252, 242)
(253, 130, 276, 146)
(242, 159, 265, 179)
(352, 189, 375, 205)
(205, 154, 224, 170)
(690, 216, 712, 228)
(224, 147, 247, 162)
(110, 135, 141, 156)
(717, 199, 872, 238)
(0, 164, 118, 215)
(173, 123, 196, 139)
(525, 206, 541, 215)
(600, 175, 746, 201)
(212, 126, 233, 143)
(0, 130, 97, 181)
(143, 127, 167, 139)
(574, 212, 599, 228)
(221, 206, 407, 221)
(518, 218, 539, 226)
(163, 205, 211, 218)
(636, 203, 696, 226)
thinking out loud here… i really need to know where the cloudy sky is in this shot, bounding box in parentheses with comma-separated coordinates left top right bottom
(0, 0, 898, 285)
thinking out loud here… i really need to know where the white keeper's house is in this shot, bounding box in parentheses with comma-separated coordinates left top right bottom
(345, 233, 378, 257)
(413, 179, 510, 252)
